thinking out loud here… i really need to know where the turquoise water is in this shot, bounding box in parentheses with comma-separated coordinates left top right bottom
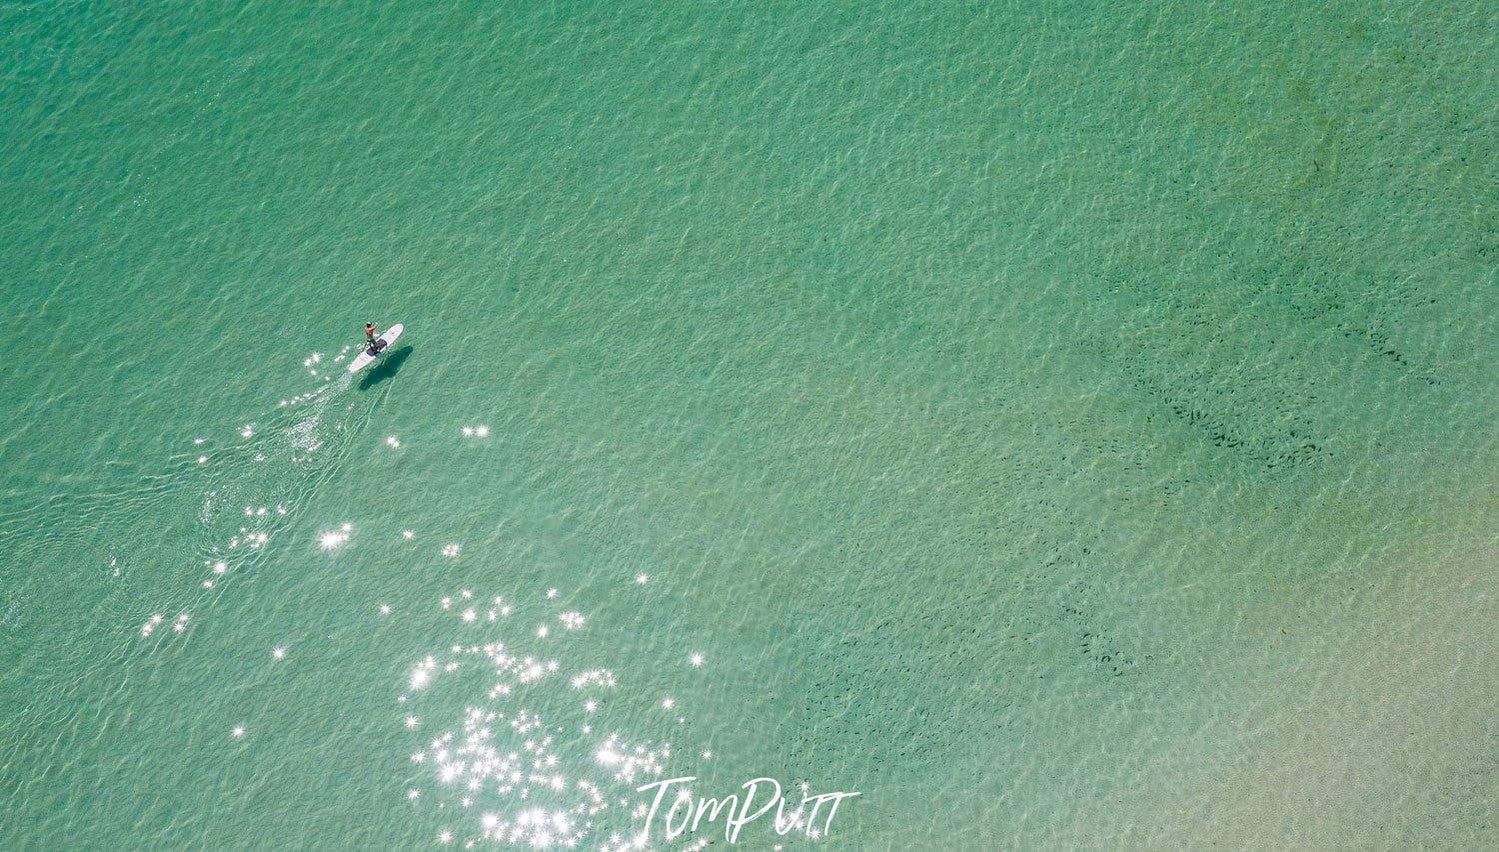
(2, 1, 1495, 847)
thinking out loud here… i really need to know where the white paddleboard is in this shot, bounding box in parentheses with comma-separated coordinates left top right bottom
(348, 323, 404, 373)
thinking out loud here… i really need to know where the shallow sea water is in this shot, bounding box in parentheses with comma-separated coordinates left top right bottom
(1, 1, 1495, 848)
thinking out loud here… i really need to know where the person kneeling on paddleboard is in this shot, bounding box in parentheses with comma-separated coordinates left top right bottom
(364, 322, 379, 355)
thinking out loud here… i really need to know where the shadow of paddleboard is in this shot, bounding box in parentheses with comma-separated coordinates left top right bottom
(358, 345, 413, 390)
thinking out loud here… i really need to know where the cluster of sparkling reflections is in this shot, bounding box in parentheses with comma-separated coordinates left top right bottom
(402, 587, 701, 849)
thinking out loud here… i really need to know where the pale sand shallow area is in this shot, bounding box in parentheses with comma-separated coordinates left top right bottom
(1087, 502, 1497, 848)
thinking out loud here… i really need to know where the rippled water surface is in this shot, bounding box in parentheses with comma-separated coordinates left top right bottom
(1, 1, 1495, 847)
